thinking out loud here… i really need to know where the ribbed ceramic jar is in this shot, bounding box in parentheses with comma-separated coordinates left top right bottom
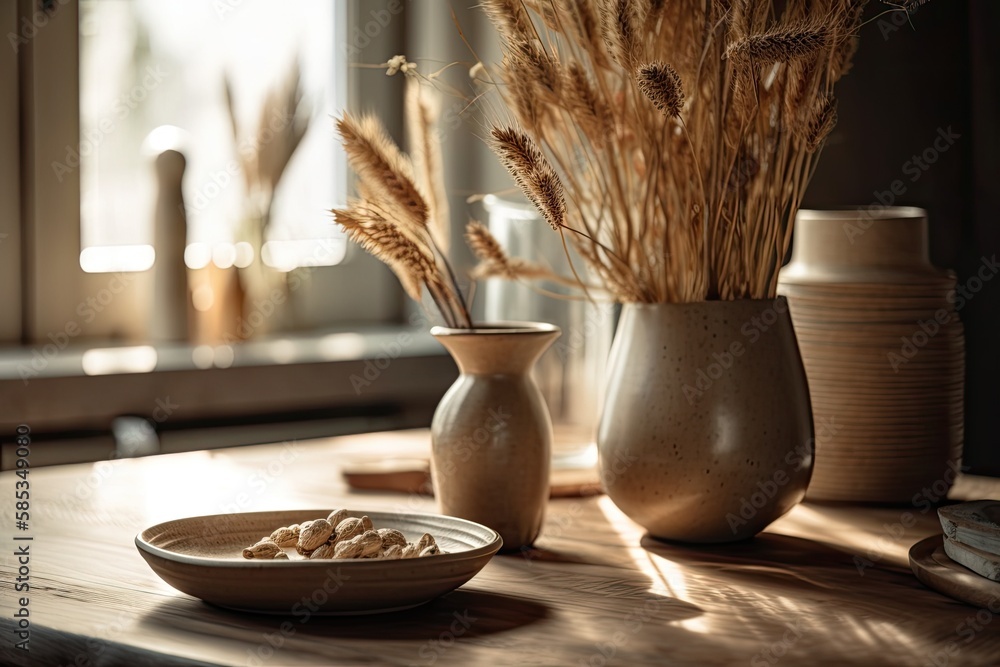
(431, 322, 560, 552)
(777, 207, 965, 502)
(597, 299, 814, 543)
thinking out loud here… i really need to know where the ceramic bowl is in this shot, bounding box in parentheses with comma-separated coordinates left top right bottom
(136, 509, 501, 614)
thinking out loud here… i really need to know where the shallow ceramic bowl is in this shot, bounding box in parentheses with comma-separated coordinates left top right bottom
(136, 509, 501, 614)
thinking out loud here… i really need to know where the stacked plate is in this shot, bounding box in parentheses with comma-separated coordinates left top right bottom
(778, 208, 965, 502)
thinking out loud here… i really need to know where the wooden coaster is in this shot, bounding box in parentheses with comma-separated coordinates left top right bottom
(342, 458, 603, 498)
(909, 534, 1000, 608)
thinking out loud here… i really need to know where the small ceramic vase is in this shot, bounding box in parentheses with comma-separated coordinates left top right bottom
(431, 322, 560, 551)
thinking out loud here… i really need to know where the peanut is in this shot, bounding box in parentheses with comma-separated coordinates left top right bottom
(269, 527, 299, 548)
(309, 543, 337, 559)
(333, 517, 364, 544)
(377, 528, 407, 548)
(327, 509, 349, 527)
(246, 515, 444, 561)
(381, 544, 403, 560)
(298, 518, 333, 553)
(333, 536, 365, 559)
(243, 540, 282, 560)
(358, 530, 383, 558)
(333, 530, 383, 559)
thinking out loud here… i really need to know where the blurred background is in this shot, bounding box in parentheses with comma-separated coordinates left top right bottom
(0, 0, 996, 476)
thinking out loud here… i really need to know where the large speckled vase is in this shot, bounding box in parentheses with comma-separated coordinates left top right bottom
(431, 323, 560, 552)
(597, 300, 814, 543)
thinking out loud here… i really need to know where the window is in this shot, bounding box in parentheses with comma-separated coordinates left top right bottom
(8, 0, 401, 346)
(78, 0, 348, 274)
(1, 0, 444, 453)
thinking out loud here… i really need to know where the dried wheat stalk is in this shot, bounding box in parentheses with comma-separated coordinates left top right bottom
(405, 77, 451, 253)
(490, 126, 567, 232)
(336, 108, 471, 328)
(465, 221, 584, 288)
(474, 0, 887, 302)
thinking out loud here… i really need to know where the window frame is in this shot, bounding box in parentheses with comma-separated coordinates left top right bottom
(0, 1, 21, 343)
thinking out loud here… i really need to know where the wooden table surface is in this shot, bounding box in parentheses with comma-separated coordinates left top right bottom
(2, 430, 999, 667)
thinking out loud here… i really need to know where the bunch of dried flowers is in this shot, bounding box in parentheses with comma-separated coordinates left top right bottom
(469, 0, 910, 302)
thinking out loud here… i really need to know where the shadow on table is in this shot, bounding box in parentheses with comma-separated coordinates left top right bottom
(137, 589, 550, 643)
(641, 531, 867, 575)
(639, 531, 937, 610)
(299, 589, 551, 639)
(636, 531, 991, 665)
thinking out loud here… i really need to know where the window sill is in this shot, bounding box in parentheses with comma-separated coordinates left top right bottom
(0, 326, 443, 380)
(0, 326, 456, 462)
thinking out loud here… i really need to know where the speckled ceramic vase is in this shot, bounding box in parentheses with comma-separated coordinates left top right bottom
(597, 299, 814, 543)
(431, 322, 560, 552)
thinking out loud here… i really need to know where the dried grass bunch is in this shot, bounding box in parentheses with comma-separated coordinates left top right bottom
(474, 0, 883, 302)
(335, 71, 473, 328)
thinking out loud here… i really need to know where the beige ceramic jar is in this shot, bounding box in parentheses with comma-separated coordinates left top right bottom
(431, 323, 560, 551)
(777, 207, 964, 502)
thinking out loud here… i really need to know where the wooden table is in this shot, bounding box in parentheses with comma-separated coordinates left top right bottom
(2, 430, 999, 666)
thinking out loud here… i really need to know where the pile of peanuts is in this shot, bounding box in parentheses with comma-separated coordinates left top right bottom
(241, 509, 442, 560)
